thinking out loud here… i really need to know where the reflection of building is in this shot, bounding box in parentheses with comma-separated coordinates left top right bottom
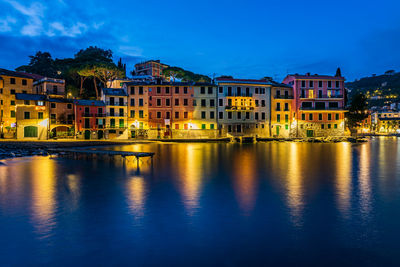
(215, 78, 272, 137)
(15, 93, 48, 140)
(0, 69, 34, 138)
(134, 60, 169, 79)
(282, 71, 346, 137)
(74, 99, 106, 139)
(101, 88, 129, 139)
(270, 83, 295, 138)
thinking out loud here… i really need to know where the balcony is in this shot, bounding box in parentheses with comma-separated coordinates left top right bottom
(225, 106, 255, 111)
(274, 95, 294, 99)
(106, 101, 128, 106)
(107, 113, 127, 117)
(51, 119, 74, 125)
(224, 93, 253, 97)
(300, 106, 345, 111)
(316, 95, 344, 99)
(106, 125, 128, 129)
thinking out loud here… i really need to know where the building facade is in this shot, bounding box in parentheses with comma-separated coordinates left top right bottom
(74, 99, 106, 139)
(124, 82, 150, 138)
(134, 60, 169, 79)
(101, 88, 129, 139)
(33, 77, 65, 98)
(282, 71, 346, 137)
(192, 83, 218, 136)
(48, 98, 74, 138)
(270, 83, 295, 138)
(215, 78, 271, 137)
(0, 69, 34, 138)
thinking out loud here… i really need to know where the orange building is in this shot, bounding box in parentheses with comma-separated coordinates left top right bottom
(134, 60, 169, 79)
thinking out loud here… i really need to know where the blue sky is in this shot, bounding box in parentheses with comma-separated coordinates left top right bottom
(0, 0, 399, 81)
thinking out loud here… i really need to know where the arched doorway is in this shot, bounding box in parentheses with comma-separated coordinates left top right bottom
(98, 130, 103, 139)
(51, 126, 71, 139)
(84, 130, 91, 140)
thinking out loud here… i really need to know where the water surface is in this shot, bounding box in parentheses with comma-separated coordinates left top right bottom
(1, 138, 400, 265)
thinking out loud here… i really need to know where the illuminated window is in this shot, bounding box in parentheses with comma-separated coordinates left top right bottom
(308, 90, 314, 98)
(38, 112, 43, 119)
(139, 111, 144, 118)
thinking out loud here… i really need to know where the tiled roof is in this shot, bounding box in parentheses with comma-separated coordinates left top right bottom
(0, 68, 34, 79)
(73, 99, 105, 106)
(215, 77, 291, 87)
(102, 88, 128, 96)
(286, 74, 345, 80)
(49, 98, 73, 103)
(15, 93, 47, 101)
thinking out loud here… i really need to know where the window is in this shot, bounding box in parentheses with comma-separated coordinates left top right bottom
(301, 114, 306, 120)
(166, 98, 170, 106)
(175, 124, 179, 130)
(51, 103, 56, 108)
(24, 112, 30, 119)
(319, 113, 323, 120)
(335, 114, 339, 120)
(219, 99, 223, 106)
(261, 112, 265, 120)
(157, 112, 161, 118)
(130, 110, 135, 118)
(22, 79, 27, 86)
(175, 112, 179, 119)
(131, 99, 135, 106)
(285, 125, 289, 130)
(255, 88, 259, 94)
(157, 87, 161, 94)
(308, 90, 314, 98)
(309, 114, 313, 120)
(237, 112, 242, 119)
(255, 100, 259, 107)
(334, 124, 338, 129)
(210, 111, 215, 119)
(284, 103, 289, 111)
(276, 103, 281, 111)
(139, 87, 143, 95)
(210, 99, 215, 107)
(184, 87, 188, 94)
(277, 114, 280, 122)
(201, 111, 206, 119)
(309, 81, 314, 88)
(184, 112, 188, 119)
(139, 110, 144, 118)
(201, 99, 206, 107)
(210, 124, 215, 129)
(321, 124, 325, 129)
(11, 89, 15, 94)
(285, 114, 289, 123)
(328, 114, 332, 120)
(130, 87, 135, 95)
(174, 99, 179, 106)
(67, 104, 72, 109)
(24, 100, 30, 105)
(193, 99, 196, 106)
(11, 100, 15, 105)
(261, 100, 265, 107)
(219, 87, 223, 94)
(335, 81, 340, 88)
(11, 111, 15, 118)
(53, 85, 58, 94)
(208, 87, 213, 94)
(165, 87, 170, 94)
(328, 81, 332, 88)
(318, 81, 323, 88)
(328, 124, 331, 129)
(200, 87, 205, 94)
(166, 112, 170, 119)
(301, 90, 305, 98)
(157, 99, 161, 106)
(255, 112, 259, 120)
(10, 78, 15, 84)
(228, 112, 232, 119)
(184, 99, 188, 106)
(175, 87, 179, 94)
(301, 80, 306, 87)
(202, 124, 206, 129)
(219, 112, 223, 119)
(38, 112, 43, 119)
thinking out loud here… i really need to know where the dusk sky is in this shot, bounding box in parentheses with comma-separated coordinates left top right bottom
(0, 0, 399, 81)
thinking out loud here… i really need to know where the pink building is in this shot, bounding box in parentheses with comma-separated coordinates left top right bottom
(282, 69, 346, 137)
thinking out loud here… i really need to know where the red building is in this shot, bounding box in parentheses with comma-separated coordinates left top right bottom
(148, 82, 195, 136)
(74, 99, 106, 139)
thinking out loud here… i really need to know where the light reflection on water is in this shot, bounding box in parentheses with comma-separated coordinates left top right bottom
(1, 138, 400, 265)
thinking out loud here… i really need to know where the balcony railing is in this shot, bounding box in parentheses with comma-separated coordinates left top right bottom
(225, 106, 255, 111)
(300, 106, 345, 111)
(106, 101, 128, 106)
(274, 95, 294, 99)
(82, 113, 107, 117)
(106, 125, 128, 129)
(51, 119, 74, 124)
(107, 113, 127, 117)
(224, 93, 253, 97)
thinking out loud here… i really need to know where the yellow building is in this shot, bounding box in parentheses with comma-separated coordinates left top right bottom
(124, 82, 150, 138)
(101, 88, 129, 139)
(192, 83, 218, 132)
(15, 93, 49, 140)
(0, 69, 34, 138)
(270, 84, 294, 138)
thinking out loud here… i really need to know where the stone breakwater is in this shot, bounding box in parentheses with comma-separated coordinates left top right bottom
(0, 141, 138, 160)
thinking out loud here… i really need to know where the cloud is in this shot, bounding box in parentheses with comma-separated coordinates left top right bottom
(48, 22, 88, 37)
(5, 0, 45, 36)
(0, 16, 16, 32)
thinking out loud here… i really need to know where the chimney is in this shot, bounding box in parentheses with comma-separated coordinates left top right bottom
(335, 68, 342, 77)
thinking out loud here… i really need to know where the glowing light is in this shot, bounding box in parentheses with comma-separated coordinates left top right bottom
(127, 176, 145, 219)
(38, 118, 49, 127)
(336, 143, 352, 218)
(286, 143, 303, 226)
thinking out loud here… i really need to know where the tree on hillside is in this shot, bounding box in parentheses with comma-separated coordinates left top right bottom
(346, 93, 368, 139)
(94, 63, 125, 88)
(77, 65, 98, 97)
(16, 51, 58, 77)
(74, 46, 113, 65)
